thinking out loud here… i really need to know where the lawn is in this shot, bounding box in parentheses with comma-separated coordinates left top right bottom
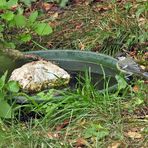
(0, 0, 148, 147)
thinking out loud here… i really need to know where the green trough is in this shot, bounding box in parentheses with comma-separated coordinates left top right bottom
(0, 50, 127, 103)
(25, 50, 126, 91)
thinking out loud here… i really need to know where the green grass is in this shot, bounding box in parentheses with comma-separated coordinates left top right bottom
(0, 73, 147, 147)
(0, 1, 148, 147)
(22, 1, 148, 57)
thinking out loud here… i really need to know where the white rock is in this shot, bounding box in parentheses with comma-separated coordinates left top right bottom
(9, 60, 70, 92)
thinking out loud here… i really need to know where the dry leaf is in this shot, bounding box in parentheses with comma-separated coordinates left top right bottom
(50, 12, 59, 21)
(130, 127, 139, 132)
(56, 120, 70, 131)
(129, 51, 137, 57)
(126, 131, 142, 139)
(47, 41, 53, 48)
(84, 1, 91, 6)
(77, 119, 86, 126)
(47, 132, 60, 139)
(76, 138, 88, 147)
(138, 18, 147, 27)
(93, 4, 111, 13)
(11, 4, 18, 11)
(47, 132, 54, 139)
(53, 133, 60, 138)
(42, 2, 53, 11)
(108, 141, 121, 148)
(133, 85, 139, 92)
(140, 65, 145, 70)
(90, 19, 95, 24)
(78, 40, 85, 50)
(48, 21, 59, 27)
(75, 22, 83, 29)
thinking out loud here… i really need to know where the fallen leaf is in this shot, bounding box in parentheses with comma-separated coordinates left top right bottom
(47, 131, 60, 139)
(47, 132, 54, 139)
(129, 51, 137, 57)
(78, 40, 85, 50)
(126, 131, 142, 139)
(84, 1, 91, 6)
(90, 19, 95, 24)
(75, 22, 83, 29)
(42, 2, 53, 11)
(53, 133, 60, 138)
(50, 12, 59, 21)
(47, 41, 53, 48)
(130, 127, 139, 132)
(48, 21, 59, 27)
(11, 4, 18, 11)
(108, 141, 121, 148)
(138, 17, 147, 27)
(76, 138, 88, 147)
(132, 85, 139, 92)
(140, 65, 145, 70)
(93, 4, 111, 13)
(76, 119, 86, 126)
(56, 120, 70, 131)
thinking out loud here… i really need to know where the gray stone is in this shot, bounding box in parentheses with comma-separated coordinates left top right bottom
(9, 60, 70, 92)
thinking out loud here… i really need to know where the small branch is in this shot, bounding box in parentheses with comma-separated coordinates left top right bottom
(0, 47, 46, 61)
(0, 48, 25, 60)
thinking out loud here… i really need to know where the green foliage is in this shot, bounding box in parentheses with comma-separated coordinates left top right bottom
(20, 0, 36, 7)
(14, 14, 26, 27)
(19, 33, 31, 42)
(124, 2, 132, 12)
(28, 11, 38, 23)
(35, 23, 53, 36)
(1, 11, 14, 21)
(7, 81, 19, 93)
(136, 2, 148, 18)
(0, 0, 18, 10)
(59, 0, 69, 7)
(0, 0, 53, 48)
(0, 71, 20, 119)
(0, 100, 12, 119)
(115, 75, 127, 91)
(84, 124, 109, 139)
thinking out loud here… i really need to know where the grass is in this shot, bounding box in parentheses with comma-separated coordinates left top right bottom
(0, 73, 148, 147)
(1, 1, 148, 147)
(24, 1, 148, 57)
